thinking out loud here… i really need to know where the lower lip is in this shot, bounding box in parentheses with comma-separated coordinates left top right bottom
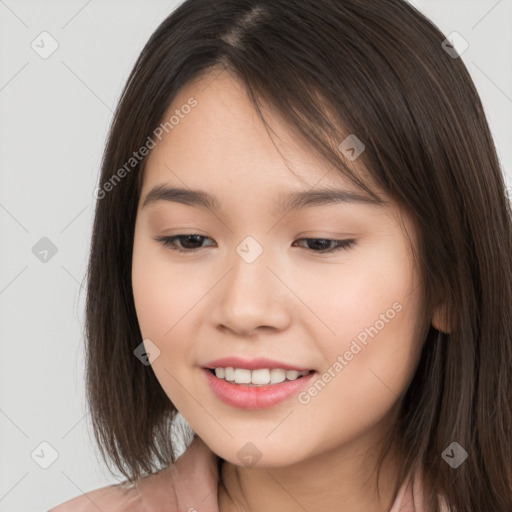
(202, 368, 316, 410)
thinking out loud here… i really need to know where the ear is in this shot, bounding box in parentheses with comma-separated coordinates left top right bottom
(432, 303, 452, 334)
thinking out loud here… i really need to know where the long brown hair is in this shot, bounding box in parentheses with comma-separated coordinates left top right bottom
(84, 0, 512, 509)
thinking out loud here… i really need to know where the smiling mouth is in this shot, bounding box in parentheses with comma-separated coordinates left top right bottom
(203, 367, 317, 409)
(206, 367, 314, 386)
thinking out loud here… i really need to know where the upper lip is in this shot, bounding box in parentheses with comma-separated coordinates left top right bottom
(203, 356, 314, 372)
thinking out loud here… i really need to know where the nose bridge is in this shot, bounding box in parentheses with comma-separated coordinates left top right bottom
(210, 234, 291, 333)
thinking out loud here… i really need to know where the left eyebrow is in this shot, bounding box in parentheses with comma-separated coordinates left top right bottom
(141, 184, 386, 214)
(277, 186, 385, 213)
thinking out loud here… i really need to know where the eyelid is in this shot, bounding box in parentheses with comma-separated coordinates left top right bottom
(154, 234, 356, 255)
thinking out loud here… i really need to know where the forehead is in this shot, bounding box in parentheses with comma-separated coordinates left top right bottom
(141, 69, 382, 206)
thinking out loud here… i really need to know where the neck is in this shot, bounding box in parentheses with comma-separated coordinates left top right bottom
(218, 429, 405, 512)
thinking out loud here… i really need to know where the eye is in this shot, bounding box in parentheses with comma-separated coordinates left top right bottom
(155, 234, 355, 254)
(292, 238, 355, 253)
(155, 234, 215, 253)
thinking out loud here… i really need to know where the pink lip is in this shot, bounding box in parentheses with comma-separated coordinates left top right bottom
(202, 356, 313, 372)
(202, 368, 316, 410)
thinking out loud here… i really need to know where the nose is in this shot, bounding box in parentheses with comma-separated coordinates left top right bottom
(209, 246, 292, 336)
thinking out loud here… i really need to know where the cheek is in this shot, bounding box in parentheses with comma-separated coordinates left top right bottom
(301, 237, 423, 399)
(131, 239, 199, 406)
(131, 236, 217, 404)
(295, 241, 417, 340)
(131, 234, 202, 339)
(296, 289, 423, 446)
(131, 247, 168, 339)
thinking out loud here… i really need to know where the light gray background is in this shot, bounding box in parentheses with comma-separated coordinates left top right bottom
(0, 1, 511, 511)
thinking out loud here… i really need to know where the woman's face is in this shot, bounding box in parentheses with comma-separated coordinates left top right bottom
(132, 70, 427, 467)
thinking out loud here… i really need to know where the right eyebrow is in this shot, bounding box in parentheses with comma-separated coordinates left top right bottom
(142, 185, 220, 211)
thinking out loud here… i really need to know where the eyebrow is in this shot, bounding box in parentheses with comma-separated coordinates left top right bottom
(141, 184, 385, 214)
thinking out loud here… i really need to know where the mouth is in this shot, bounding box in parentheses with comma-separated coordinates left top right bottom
(204, 367, 314, 386)
(202, 367, 317, 409)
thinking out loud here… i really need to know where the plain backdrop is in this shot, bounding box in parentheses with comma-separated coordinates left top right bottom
(0, 1, 511, 510)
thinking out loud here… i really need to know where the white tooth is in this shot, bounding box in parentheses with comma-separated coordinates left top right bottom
(234, 368, 252, 384)
(215, 367, 310, 384)
(286, 370, 299, 381)
(270, 368, 287, 384)
(251, 369, 271, 385)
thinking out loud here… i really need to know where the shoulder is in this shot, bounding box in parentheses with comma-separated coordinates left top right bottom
(47, 479, 145, 512)
(389, 466, 452, 512)
(48, 435, 220, 512)
(47, 475, 174, 512)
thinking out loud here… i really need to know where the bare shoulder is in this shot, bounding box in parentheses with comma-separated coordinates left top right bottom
(48, 480, 141, 512)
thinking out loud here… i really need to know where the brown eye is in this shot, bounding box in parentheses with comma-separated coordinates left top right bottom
(155, 234, 215, 253)
(155, 235, 355, 254)
(292, 238, 355, 253)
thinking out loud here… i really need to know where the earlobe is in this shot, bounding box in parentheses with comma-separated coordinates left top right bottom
(432, 304, 452, 333)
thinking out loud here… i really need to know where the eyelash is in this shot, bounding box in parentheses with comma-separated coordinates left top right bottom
(155, 235, 355, 254)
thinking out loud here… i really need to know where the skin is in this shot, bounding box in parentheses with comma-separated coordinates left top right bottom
(131, 69, 447, 511)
